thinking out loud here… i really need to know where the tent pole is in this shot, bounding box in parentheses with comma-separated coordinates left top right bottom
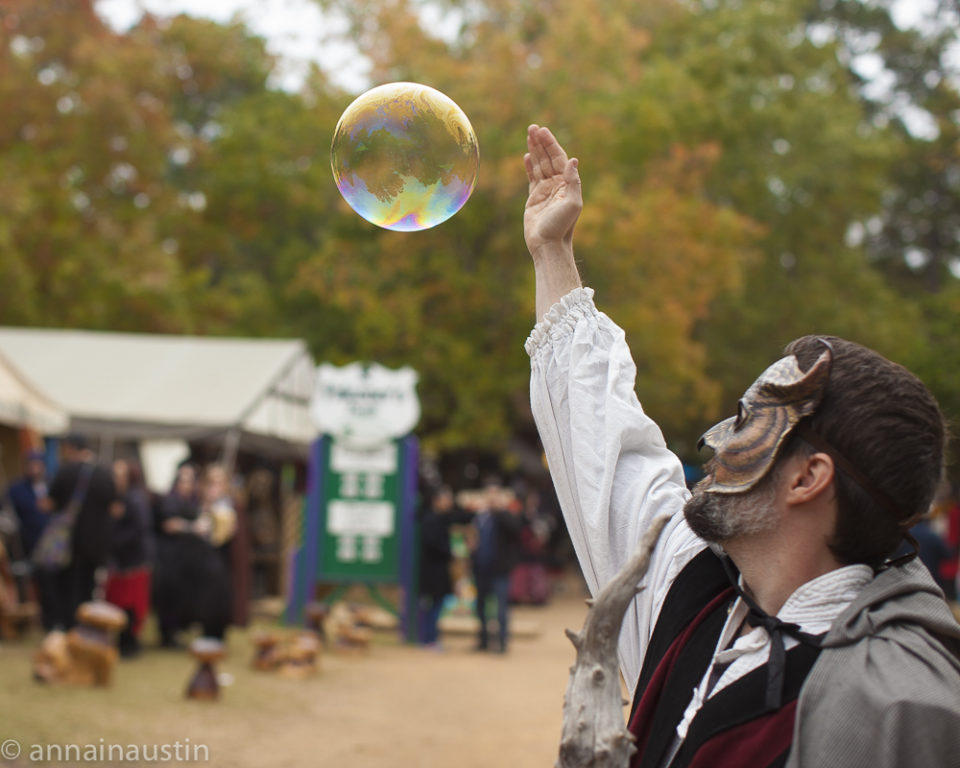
(100, 433, 114, 464)
(223, 428, 241, 476)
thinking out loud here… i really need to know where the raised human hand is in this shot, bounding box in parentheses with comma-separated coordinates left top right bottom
(523, 124, 582, 260)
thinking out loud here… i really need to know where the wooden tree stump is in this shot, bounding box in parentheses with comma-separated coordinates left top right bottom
(66, 601, 128, 687)
(328, 603, 372, 653)
(32, 630, 72, 684)
(251, 630, 281, 671)
(186, 638, 226, 700)
(277, 633, 321, 679)
(32, 601, 127, 686)
(304, 601, 330, 647)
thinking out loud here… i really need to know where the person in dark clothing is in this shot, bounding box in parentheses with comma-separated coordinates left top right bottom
(105, 458, 153, 657)
(417, 485, 469, 648)
(911, 515, 955, 597)
(509, 489, 552, 605)
(152, 462, 200, 647)
(36, 434, 116, 631)
(470, 481, 523, 653)
(193, 463, 236, 639)
(152, 463, 235, 645)
(7, 450, 48, 557)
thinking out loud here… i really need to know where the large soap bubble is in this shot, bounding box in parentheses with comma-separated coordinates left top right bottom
(331, 82, 479, 232)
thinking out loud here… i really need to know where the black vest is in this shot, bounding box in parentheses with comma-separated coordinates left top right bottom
(627, 549, 823, 768)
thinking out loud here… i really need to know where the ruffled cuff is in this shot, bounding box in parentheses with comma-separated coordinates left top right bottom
(524, 286, 597, 357)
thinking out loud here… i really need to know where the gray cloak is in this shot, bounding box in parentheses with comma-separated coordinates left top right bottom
(787, 559, 960, 768)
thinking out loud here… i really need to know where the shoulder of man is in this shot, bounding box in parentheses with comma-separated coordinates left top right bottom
(789, 578, 960, 768)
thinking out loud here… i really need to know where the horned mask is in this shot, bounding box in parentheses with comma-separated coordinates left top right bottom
(697, 345, 833, 494)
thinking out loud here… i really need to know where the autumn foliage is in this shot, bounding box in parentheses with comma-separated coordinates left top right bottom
(1, 0, 957, 467)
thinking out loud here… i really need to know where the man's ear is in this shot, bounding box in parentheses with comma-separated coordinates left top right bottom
(785, 452, 835, 507)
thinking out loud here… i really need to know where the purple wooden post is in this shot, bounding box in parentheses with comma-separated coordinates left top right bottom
(285, 436, 326, 624)
(397, 434, 420, 642)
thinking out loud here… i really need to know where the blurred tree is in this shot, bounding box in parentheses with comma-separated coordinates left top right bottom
(807, 0, 960, 294)
(629, 0, 927, 450)
(0, 0, 191, 330)
(0, 1, 343, 335)
(123, 12, 356, 336)
(801, 0, 960, 462)
(1, 0, 954, 470)
(303, 0, 763, 455)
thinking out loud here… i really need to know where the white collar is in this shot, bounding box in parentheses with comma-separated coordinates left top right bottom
(777, 564, 874, 631)
(712, 564, 873, 670)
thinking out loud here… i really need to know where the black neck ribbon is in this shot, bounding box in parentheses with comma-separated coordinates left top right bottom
(720, 556, 824, 711)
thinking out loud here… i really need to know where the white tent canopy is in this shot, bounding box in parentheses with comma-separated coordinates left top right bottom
(0, 327, 317, 456)
(0, 348, 68, 434)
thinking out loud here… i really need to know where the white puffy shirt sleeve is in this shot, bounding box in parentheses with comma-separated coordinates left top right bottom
(525, 287, 706, 690)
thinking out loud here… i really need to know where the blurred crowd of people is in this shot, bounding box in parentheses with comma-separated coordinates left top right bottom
(1, 435, 238, 657)
(911, 480, 960, 603)
(1, 434, 574, 661)
(415, 474, 960, 654)
(417, 477, 566, 653)
(16, 436, 955, 661)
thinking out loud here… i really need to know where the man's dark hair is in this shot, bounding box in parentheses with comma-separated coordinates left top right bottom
(782, 335, 946, 568)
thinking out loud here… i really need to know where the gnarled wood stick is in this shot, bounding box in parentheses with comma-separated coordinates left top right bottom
(557, 515, 671, 768)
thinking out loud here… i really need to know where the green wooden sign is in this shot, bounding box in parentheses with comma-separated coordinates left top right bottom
(318, 437, 402, 581)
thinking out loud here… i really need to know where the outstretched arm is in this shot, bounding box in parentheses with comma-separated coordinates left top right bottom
(523, 125, 705, 689)
(523, 124, 584, 321)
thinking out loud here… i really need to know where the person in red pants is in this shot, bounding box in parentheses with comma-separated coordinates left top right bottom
(104, 458, 153, 658)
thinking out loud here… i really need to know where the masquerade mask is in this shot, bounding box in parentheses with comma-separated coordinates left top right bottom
(697, 345, 832, 494)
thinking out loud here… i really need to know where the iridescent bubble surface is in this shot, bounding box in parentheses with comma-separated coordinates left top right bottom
(331, 82, 479, 232)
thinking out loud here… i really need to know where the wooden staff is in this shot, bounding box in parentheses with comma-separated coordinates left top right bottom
(557, 516, 670, 768)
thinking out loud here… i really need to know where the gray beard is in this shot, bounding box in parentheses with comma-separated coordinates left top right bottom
(683, 477, 779, 543)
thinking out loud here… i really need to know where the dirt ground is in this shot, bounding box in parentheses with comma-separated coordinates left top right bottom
(0, 577, 595, 768)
